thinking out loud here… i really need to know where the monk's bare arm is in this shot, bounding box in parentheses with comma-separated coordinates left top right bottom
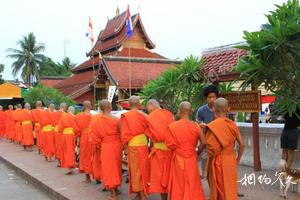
(236, 131, 244, 163)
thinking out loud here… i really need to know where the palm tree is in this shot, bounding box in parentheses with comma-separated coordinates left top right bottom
(61, 57, 75, 70)
(0, 64, 4, 84)
(7, 32, 46, 86)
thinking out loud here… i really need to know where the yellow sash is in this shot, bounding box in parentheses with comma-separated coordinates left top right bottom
(22, 120, 32, 125)
(42, 124, 53, 132)
(54, 125, 59, 132)
(63, 127, 74, 135)
(128, 134, 148, 147)
(154, 142, 169, 150)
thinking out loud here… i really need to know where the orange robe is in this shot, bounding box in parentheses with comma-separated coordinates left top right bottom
(121, 110, 150, 194)
(52, 110, 64, 161)
(40, 109, 55, 157)
(89, 114, 102, 180)
(90, 114, 122, 189)
(12, 108, 22, 143)
(145, 109, 174, 194)
(75, 112, 92, 174)
(58, 113, 79, 169)
(19, 109, 34, 146)
(206, 118, 239, 200)
(166, 119, 206, 200)
(5, 110, 13, 141)
(0, 110, 6, 138)
(32, 108, 43, 151)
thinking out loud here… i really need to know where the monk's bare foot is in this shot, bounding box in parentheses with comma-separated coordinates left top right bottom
(102, 187, 108, 192)
(132, 194, 140, 200)
(84, 174, 91, 183)
(116, 188, 121, 195)
(66, 170, 73, 175)
(108, 189, 118, 200)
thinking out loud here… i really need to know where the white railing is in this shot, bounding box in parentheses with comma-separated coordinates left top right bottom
(237, 123, 300, 170)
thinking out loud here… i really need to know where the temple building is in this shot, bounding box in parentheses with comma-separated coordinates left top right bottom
(54, 10, 180, 105)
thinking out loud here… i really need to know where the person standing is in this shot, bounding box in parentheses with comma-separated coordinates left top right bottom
(0, 105, 6, 139)
(166, 101, 206, 200)
(145, 99, 174, 200)
(19, 103, 34, 151)
(120, 96, 150, 200)
(206, 98, 244, 200)
(89, 100, 122, 200)
(280, 107, 300, 169)
(5, 105, 14, 142)
(75, 101, 93, 182)
(31, 101, 44, 154)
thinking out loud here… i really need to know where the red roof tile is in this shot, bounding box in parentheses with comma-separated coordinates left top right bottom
(54, 70, 94, 98)
(40, 79, 64, 87)
(100, 12, 127, 40)
(71, 57, 100, 73)
(108, 48, 165, 59)
(202, 48, 247, 77)
(105, 61, 174, 88)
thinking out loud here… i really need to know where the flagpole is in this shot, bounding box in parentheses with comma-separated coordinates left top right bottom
(92, 46, 96, 109)
(129, 46, 131, 96)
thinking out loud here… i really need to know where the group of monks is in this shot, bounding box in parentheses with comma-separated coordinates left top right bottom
(0, 95, 244, 200)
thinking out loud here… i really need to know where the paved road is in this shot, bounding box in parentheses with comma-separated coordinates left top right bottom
(0, 161, 53, 200)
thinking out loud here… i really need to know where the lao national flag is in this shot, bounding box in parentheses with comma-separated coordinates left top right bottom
(86, 17, 94, 44)
(126, 5, 134, 38)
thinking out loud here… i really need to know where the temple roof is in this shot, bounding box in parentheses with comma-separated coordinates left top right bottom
(53, 70, 94, 99)
(202, 43, 247, 81)
(89, 12, 155, 56)
(72, 48, 165, 73)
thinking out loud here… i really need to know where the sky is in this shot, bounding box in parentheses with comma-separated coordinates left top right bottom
(0, 0, 287, 80)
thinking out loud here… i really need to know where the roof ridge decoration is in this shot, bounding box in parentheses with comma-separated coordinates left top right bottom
(203, 41, 247, 54)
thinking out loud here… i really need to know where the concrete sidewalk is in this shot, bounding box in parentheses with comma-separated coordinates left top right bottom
(0, 139, 299, 200)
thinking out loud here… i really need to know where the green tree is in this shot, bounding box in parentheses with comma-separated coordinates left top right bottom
(39, 57, 73, 77)
(235, 0, 300, 116)
(139, 55, 206, 115)
(0, 64, 4, 84)
(23, 84, 75, 108)
(7, 32, 46, 86)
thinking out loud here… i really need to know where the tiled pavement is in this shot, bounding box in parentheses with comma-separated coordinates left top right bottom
(0, 139, 299, 200)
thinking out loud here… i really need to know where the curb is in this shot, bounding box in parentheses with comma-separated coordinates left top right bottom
(0, 155, 69, 200)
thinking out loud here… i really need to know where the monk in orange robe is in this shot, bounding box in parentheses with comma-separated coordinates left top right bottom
(19, 103, 34, 150)
(145, 99, 174, 200)
(75, 101, 92, 182)
(31, 101, 43, 154)
(0, 105, 6, 139)
(52, 103, 67, 166)
(90, 100, 122, 200)
(89, 114, 102, 182)
(166, 101, 206, 200)
(206, 97, 244, 200)
(58, 106, 79, 175)
(12, 104, 23, 144)
(41, 104, 55, 161)
(5, 105, 14, 142)
(120, 96, 150, 200)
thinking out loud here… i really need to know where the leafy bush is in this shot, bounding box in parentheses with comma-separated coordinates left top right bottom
(23, 84, 75, 108)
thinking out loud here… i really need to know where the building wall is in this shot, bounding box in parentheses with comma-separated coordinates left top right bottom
(74, 90, 94, 105)
(123, 27, 146, 49)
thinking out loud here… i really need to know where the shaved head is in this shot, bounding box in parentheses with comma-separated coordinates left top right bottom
(128, 96, 141, 108)
(0, 105, 3, 111)
(82, 100, 92, 111)
(215, 97, 229, 114)
(68, 106, 75, 114)
(36, 101, 42, 108)
(24, 103, 31, 110)
(146, 99, 160, 113)
(8, 105, 13, 110)
(16, 104, 22, 109)
(99, 99, 112, 112)
(60, 102, 67, 111)
(178, 101, 192, 115)
(48, 103, 55, 112)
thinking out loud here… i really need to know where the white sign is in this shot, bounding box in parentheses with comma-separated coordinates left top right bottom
(107, 85, 117, 103)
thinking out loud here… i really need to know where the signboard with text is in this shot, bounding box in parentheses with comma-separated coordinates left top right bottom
(219, 90, 261, 113)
